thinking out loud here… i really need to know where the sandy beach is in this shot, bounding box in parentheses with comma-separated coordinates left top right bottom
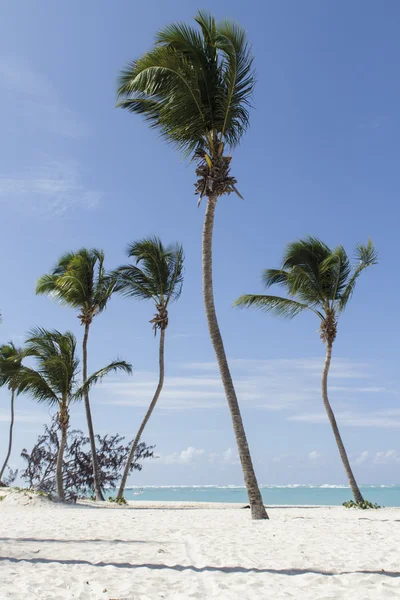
(0, 490, 399, 599)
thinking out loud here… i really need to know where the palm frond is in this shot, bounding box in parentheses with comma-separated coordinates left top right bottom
(338, 239, 378, 312)
(117, 10, 255, 156)
(113, 264, 158, 301)
(262, 269, 289, 288)
(215, 20, 255, 145)
(36, 248, 113, 318)
(319, 245, 351, 303)
(24, 328, 78, 397)
(16, 366, 59, 406)
(234, 294, 311, 319)
(355, 238, 378, 267)
(114, 236, 184, 308)
(0, 342, 24, 390)
(74, 360, 132, 400)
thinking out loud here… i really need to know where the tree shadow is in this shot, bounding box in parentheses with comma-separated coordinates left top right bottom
(0, 537, 164, 544)
(0, 556, 399, 577)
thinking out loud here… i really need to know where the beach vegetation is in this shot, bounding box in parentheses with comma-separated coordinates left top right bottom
(112, 236, 184, 501)
(235, 237, 377, 504)
(116, 10, 268, 520)
(36, 249, 115, 500)
(0, 343, 24, 483)
(17, 328, 131, 500)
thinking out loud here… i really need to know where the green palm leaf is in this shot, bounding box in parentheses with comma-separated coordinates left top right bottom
(74, 360, 132, 399)
(117, 10, 255, 157)
(234, 294, 311, 319)
(36, 249, 114, 322)
(112, 236, 184, 309)
(236, 237, 376, 325)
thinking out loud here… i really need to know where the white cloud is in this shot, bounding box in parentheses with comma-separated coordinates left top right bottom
(158, 447, 205, 465)
(0, 410, 43, 424)
(222, 448, 239, 464)
(0, 161, 101, 215)
(308, 450, 320, 461)
(0, 57, 85, 138)
(99, 356, 388, 414)
(209, 448, 240, 465)
(354, 451, 369, 465)
(373, 450, 400, 465)
(289, 409, 400, 429)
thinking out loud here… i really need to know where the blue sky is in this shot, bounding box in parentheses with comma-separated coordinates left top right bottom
(1, 1, 399, 486)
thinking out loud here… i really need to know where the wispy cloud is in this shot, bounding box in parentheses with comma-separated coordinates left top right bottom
(158, 447, 205, 465)
(308, 450, 321, 461)
(0, 410, 43, 424)
(98, 356, 392, 418)
(0, 57, 86, 138)
(373, 450, 400, 465)
(354, 451, 369, 465)
(289, 409, 400, 429)
(157, 446, 240, 466)
(0, 161, 101, 215)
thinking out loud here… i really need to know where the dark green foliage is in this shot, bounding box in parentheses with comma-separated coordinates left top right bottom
(113, 236, 184, 305)
(0, 342, 24, 390)
(36, 249, 114, 324)
(235, 237, 377, 329)
(117, 10, 255, 157)
(343, 500, 381, 509)
(108, 495, 128, 505)
(18, 328, 132, 408)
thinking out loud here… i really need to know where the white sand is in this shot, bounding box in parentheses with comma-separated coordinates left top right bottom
(1, 493, 399, 599)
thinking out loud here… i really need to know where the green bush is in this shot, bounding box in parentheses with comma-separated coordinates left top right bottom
(343, 499, 381, 509)
(108, 495, 127, 505)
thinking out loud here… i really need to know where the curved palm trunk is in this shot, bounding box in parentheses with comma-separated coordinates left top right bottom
(203, 195, 268, 520)
(56, 414, 68, 501)
(117, 327, 166, 500)
(322, 342, 363, 503)
(0, 390, 15, 483)
(83, 323, 104, 501)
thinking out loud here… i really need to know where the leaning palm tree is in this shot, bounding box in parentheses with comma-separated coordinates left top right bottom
(117, 11, 267, 519)
(0, 343, 24, 483)
(18, 327, 132, 500)
(112, 236, 184, 500)
(36, 249, 114, 500)
(235, 237, 378, 503)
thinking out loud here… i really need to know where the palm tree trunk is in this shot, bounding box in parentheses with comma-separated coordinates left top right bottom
(82, 322, 104, 501)
(56, 415, 68, 501)
(117, 327, 166, 501)
(202, 195, 268, 520)
(322, 342, 364, 503)
(0, 390, 15, 483)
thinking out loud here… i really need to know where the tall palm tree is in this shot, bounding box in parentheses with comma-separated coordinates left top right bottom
(18, 327, 132, 500)
(235, 237, 378, 503)
(117, 11, 267, 519)
(36, 249, 115, 500)
(112, 236, 184, 500)
(0, 343, 24, 483)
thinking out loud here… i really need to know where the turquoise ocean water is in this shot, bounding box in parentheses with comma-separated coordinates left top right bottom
(120, 485, 400, 506)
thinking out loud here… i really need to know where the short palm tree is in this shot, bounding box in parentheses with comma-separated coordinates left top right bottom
(235, 237, 378, 503)
(18, 328, 132, 500)
(117, 11, 267, 518)
(112, 236, 184, 500)
(36, 249, 115, 500)
(0, 343, 24, 483)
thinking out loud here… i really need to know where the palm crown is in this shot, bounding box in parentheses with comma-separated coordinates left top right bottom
(0, 342, 24, 391)
(117, 10, 255, 159)
(18, 328, 132, 407)
(113, 236, 184, 333)
(36, 249, 114, 325)
(235, 237, 377, 343)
